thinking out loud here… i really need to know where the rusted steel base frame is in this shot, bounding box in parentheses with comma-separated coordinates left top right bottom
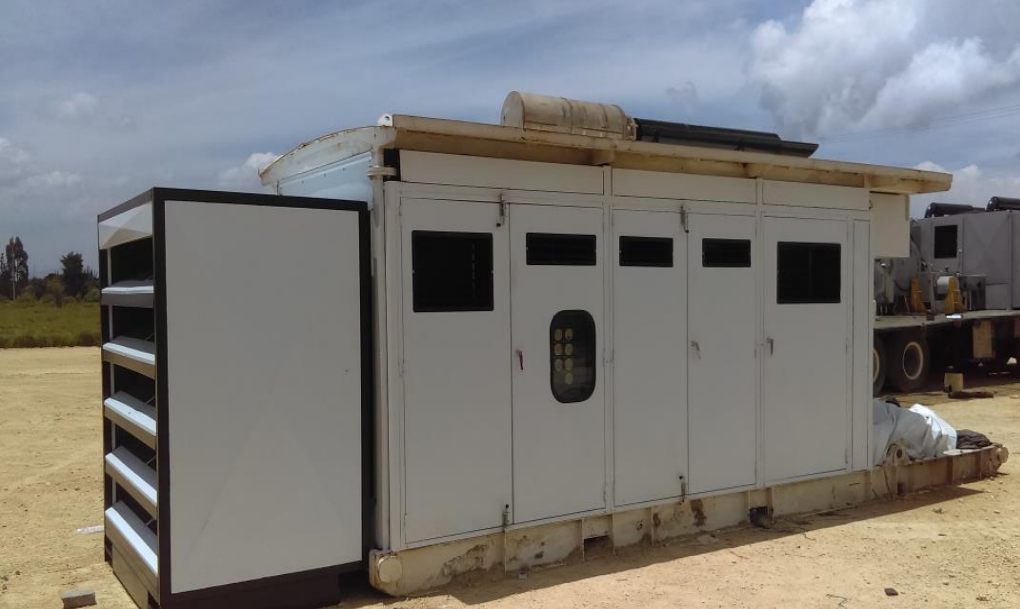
(369, 445, 1008, 596)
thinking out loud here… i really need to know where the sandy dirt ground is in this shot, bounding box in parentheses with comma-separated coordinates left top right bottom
(2, 347, 1019, 609)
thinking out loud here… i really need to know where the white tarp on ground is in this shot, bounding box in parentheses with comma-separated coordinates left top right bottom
(873, 399, 958, 465)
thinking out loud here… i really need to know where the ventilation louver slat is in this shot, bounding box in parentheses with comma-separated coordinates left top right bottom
(105, 501, 158, 587)
(105, 447, 158, 516)
(104, 392, 157, 448)
(101, 279, 154, 308)
(103, 337, 156, 378)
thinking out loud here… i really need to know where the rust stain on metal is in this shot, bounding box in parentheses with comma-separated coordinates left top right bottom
(440, 544, 490, 578)
(690, 499, 707, 527)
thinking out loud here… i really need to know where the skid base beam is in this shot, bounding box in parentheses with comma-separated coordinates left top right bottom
(370, 445, 1008, 596)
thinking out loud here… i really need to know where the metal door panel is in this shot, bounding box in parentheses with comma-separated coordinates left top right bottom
(1013, 213, 1020, 309)
(763, 217, 849, 483)
(401, 199, 513, 542)
(922, 216, 962, 273)
(162, 198, 367, 592)
(962, 211, 1012, 309)
(687, 214, 758, 494)
(511, 204, 606, 523)
(612, 210, 687, 506)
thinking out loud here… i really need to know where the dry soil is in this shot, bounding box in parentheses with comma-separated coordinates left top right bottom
(2, 347, 1019, 608)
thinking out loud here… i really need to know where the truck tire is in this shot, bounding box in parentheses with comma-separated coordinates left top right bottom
(873, 335, 887, 395)
(888, 332, 930, 393)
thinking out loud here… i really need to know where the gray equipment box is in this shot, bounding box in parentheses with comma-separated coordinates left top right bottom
(921, 210, 1014, 310)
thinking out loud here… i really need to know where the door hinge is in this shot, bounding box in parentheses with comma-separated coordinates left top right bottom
(497, 193, 507, 227)
(679, 475, 688, 503)
(502, 504, 511, 527)
(680, 207, 689, 233)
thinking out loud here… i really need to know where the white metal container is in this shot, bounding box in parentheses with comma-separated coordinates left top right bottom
(102, 92, 955, 607)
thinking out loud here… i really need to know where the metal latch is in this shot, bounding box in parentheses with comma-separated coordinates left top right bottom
(680, 207, 689, 233)
(502, 504, 511, 527)
(679, 475, 687, 503)
(367, 164, 397, 179)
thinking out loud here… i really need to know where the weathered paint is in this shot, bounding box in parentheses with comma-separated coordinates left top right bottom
(369, 445, 1007, 596)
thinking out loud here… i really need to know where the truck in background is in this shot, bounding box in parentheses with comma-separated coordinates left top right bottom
(874, 197, 1020, 393)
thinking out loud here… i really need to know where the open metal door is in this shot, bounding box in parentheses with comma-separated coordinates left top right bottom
(141, 189, 370, 607)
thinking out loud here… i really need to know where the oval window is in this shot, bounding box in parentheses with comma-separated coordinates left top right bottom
(549, 310, 596, 403)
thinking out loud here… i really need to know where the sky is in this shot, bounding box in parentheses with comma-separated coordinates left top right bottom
(2, 0, 1020, 274)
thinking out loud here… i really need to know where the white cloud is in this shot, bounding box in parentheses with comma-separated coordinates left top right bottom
(749, 0, 1020, 139)
(23, 170, 82, 188)
(911, 161, 1020, 216)
(0, 136, 81, 191)
(859, 40, 1020, 130)
(53, 91, 99, 120)
(217, 152, 280, 191)
(666, 81, 700, 114)
(0, 137, 31, 184)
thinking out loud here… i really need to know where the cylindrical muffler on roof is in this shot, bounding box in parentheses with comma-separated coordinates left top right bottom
(500, 91, 818, 157)
(924, 202, 983, 218)
(501, 91, 637, 140)
(987, 196, 1020, 212)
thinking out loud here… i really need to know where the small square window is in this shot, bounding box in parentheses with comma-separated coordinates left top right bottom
(527, 233, 596, 266)
(702, 238, 751, 268)
(933, 225, 958, 258)
(412, 231, 494, 312)
(619, 236, 673, 267)
(777, 242, 841, 304)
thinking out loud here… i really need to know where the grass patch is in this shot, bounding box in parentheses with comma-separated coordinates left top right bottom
(0, 300, 101, 348)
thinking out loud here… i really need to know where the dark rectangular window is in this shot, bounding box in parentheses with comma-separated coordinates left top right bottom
(619, 236, 673, 267)
(527, 233, 596, 266)
(777, 242, 841, 304)
(412, 231, 494, 312)
(933, 225, 958, 258)
(703, 238, 751, 268)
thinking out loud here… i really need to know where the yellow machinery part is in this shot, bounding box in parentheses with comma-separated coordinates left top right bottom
(909, 277, 926, 313)
(944, 276, 966, 314)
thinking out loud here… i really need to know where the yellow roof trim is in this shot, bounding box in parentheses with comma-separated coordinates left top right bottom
(261, 115, 951, 195)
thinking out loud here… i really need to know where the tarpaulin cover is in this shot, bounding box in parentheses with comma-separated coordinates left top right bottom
(873, 399, 958, 465)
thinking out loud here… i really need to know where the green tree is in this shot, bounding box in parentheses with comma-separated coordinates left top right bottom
(45, 275, 66, 308)
(1, 237, 29, 299)
(60, 251, 88, 298)
(0, 251, 7, 299)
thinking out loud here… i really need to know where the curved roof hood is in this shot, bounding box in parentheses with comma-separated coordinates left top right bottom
(261, 92, 951, 196)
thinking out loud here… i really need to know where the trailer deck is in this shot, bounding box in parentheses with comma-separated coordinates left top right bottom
(875, 309, 1020, 332)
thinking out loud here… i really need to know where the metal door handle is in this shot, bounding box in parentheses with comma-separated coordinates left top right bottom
(517, 349, 524, 371)
(765, 337, 774, 355)
(690, 340, 701, 359)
